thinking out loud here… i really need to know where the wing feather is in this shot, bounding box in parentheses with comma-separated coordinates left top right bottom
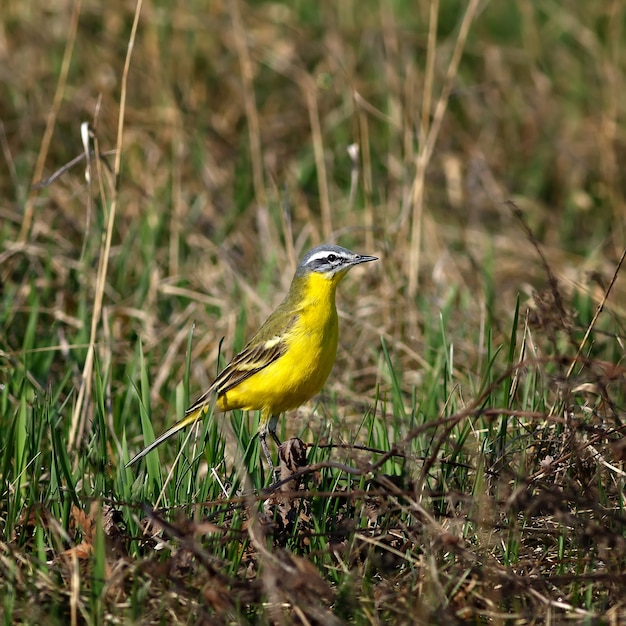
(126, 304, 299, 467)
(185, 316, 296, 415)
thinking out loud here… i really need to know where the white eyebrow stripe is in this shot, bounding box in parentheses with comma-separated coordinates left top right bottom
(303, 250, 330, 265)
(303, 250, 350, 265)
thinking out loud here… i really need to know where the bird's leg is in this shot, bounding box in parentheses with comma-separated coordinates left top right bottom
(259, 432, 277, 482)
(268, 414, 281, 446)
(259, 413, 280, 483)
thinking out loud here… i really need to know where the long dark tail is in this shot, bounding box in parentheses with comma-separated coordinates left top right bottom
(125, 405, 207, 467)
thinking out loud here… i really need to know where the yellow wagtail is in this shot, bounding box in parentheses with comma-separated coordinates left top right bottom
(126, 244, 377, 473)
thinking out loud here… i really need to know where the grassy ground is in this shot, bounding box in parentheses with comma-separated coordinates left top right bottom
(2, 0, 626, 623)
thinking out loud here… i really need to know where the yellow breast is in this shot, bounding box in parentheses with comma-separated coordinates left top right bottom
(218, 272, 339, 415)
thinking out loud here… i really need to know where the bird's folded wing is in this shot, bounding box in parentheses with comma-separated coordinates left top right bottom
(125, 316, 296, 468)
(185, 320, 295, 415)
(186, 337, 284, 411)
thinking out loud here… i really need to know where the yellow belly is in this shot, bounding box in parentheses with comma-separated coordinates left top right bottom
(217, 279, 339, 416)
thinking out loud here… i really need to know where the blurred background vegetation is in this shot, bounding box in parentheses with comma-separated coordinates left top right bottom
(2, 0, 626, 623)
(3, 0, 623, 408)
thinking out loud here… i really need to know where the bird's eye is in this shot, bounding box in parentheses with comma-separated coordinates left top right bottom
(327, 254, 337, 263)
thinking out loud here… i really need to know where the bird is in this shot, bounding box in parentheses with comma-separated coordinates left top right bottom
(125, 243, 377, 477)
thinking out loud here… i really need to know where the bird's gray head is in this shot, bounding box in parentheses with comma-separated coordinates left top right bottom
(295, 244, 377, 279)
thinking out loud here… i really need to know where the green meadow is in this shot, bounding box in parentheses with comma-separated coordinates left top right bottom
(2, 1, 626, 623)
